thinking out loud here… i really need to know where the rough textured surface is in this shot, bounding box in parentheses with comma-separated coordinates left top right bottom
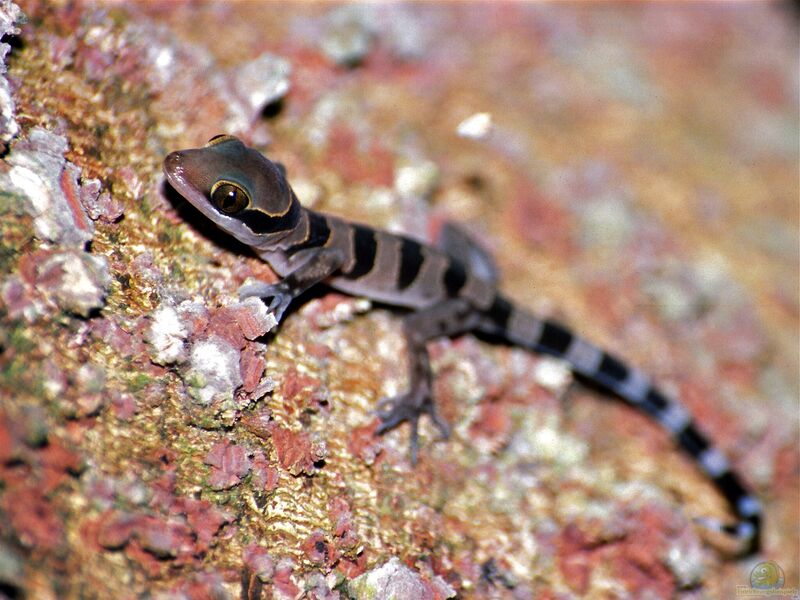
(0, 2, 797, 598)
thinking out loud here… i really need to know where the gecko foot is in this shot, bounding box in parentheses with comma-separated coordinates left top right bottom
(374, 385, 450, 464)
(238, 281, 293, 323)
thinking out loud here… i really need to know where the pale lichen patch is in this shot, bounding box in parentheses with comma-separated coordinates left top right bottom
(348, 557, 456, 600)
(146, 305, 189, 365)
(3, 128, 94, 248)
(186, 336, 243, 406)
(37, 250, 110, 317)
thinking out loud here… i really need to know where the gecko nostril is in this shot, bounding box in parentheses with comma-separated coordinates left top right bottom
(163, 151, 183, 173)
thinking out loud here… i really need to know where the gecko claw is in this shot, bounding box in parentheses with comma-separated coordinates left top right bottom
(430, 410, 451, 440)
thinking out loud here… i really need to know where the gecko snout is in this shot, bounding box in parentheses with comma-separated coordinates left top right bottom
(163, 151, 184, 174)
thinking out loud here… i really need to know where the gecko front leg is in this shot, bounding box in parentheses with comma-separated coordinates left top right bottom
(375, 298, 482, 463)
(239, 247, 345, 323)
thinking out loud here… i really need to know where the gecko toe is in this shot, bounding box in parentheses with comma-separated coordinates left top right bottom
(375, 396, 414, 433)
(375, 411, 405, 435)
(374, 386, 450, 461)
(430, 411, 451, 440)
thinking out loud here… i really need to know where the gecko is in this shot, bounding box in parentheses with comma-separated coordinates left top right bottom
(163, 134, 761, 556)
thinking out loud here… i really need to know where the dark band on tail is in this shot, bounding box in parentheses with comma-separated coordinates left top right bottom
(538, 321, 573, 354)
(483, 294, 761, 555)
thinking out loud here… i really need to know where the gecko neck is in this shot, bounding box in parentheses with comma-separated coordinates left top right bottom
(251, 206, 313, 275)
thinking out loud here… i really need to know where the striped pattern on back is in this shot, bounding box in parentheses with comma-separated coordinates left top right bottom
(278, 211, 496, 310)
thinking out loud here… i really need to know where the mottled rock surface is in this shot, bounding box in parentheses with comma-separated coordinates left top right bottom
(0, 2, 797, 598)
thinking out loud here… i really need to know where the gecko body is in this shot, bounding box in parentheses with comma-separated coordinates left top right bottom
(163, 134, 761, 555)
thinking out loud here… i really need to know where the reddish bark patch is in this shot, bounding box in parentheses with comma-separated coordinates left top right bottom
(89, 317, 137, 358)
(59, 167, 93, 233)
(250, 450, 280, 492)
(469, 402, 511, 452)
(270, 424, 323, 476)
(302, 530, 337, 568)
(556, 505, 678, 597)
(137, 515, 194, 558)
(330, 497, 360, 557)
(39, 439, 82, 494)
(557, 524, 595, 595)
(204, 440, 252, 490)
(282, 45, 339, 113)
(323, 124, 394, 187)
(96, 510, 138, 550)
(281, 366, 322, 407)
(110, 391, 138, 420)
(273, 560, 301, 597)
(4, 484, 65, 550)
(338, 553, 368, 579)
(175, 497, 232, 549)
(242, 408, 274, 440)
(205, 306, 249, 349)
(168, 572, 229, 600)
(0, 422, 82, 553)
(243, 543, 275, 581)
(508, 184, 575, 257)
(349, 422, 383, 465)
(240, 345, 267, 394)
(124, 539, 167, 578)
(0, 411, 14, 463)
(609, 513, 676, 598)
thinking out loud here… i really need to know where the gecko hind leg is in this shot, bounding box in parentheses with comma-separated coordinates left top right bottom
(375, 298, 481, 463)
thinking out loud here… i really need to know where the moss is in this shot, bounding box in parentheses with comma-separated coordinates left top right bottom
(0, 244, 19, 274)
(0, 190, 28, 217)
(0, 358, 43, 397)
(188, 411, 229, 431)
(125, 371, 153, 393)
(157, 227, 183, 247)
(0, 325, 44, 398)
(6, 324, 36, 355)
(0, 191, 35, 273)
(168, 261, 184, 281)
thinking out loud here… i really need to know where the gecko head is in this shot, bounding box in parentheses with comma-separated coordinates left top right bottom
(163, 135, 301, 246)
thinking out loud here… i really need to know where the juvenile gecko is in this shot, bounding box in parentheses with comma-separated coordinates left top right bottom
(163, 134, 761, 555)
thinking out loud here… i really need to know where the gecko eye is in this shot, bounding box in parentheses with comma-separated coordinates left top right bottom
(205, 134, 238, 147)
(210, 181, 250, 214)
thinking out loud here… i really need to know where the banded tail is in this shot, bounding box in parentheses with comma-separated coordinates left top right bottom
(482, 294, 761, 555)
